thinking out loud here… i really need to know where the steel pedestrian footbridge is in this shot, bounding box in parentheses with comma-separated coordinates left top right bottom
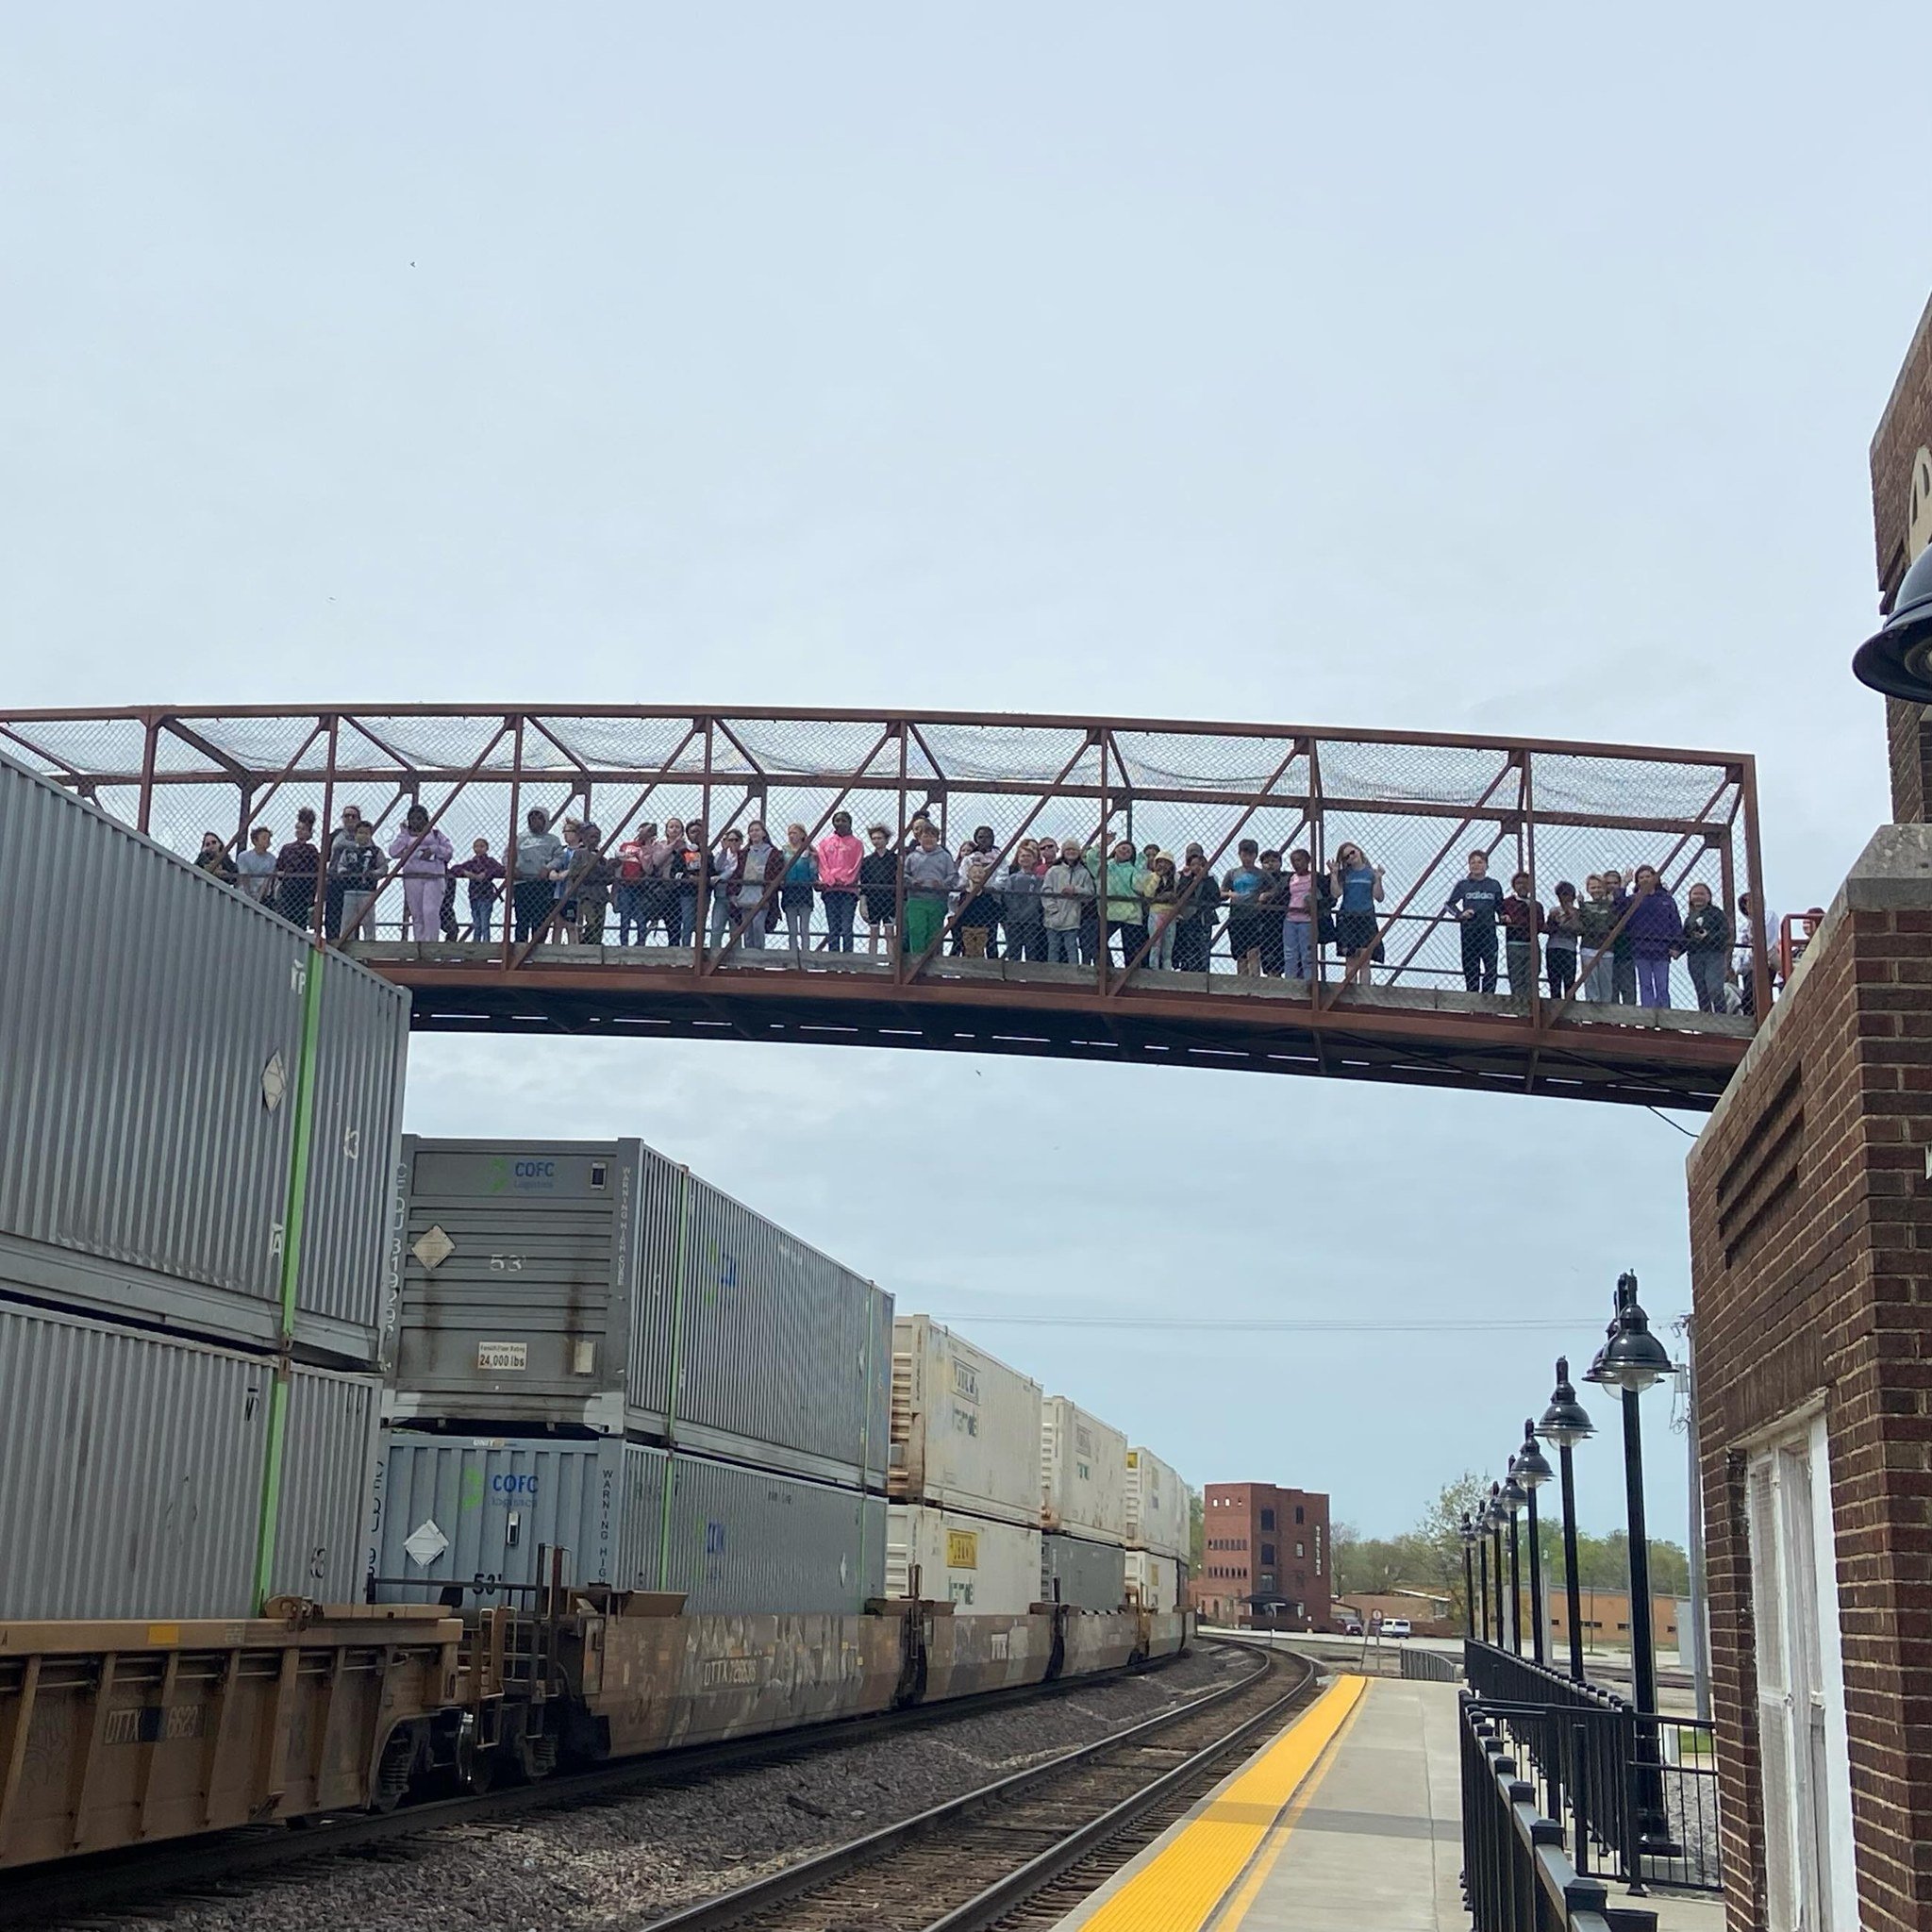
(0, 706, 1771, 1108)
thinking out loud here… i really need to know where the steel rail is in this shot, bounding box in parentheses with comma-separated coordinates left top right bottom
(639, 1642, 1315, 1932)
(0, 1652, 1191, 1929)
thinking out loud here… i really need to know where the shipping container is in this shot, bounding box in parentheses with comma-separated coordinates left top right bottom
(0, 1300, 380, 1620)
(889, 1316, 1042, 1527)
(1041, 1531, 1127, 1612)
(0, 753, 408, 1367)
(886, 1505, 1042, 1615)
(1124, 1446, 1189, 1560)
(389, 1138, 891, 1487)
(660, 1452, 886, 1617)
(1039, 1396, 1128, 1543)
(375, 1436, 885, 1616)
(1125, 1548, 1183, 1613)
(373, 1434, 663, 1604)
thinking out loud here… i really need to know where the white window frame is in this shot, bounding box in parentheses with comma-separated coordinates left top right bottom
(1742, 1404, 1857, 1931)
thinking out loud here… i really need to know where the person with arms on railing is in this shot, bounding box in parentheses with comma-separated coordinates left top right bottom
(1222, 839, 1267, 976)
(780, 824, 818, 959)
(735, 820, 781, 952)
(957, 825, 1003, 959)
(1601, 868, 1639, 1004)
(1279, 847, 1317, 982)
(276, 808, 321, 928)
(1040, 838, 1091, 965)
(323, 804, 363, 937)
(1330, 841, 1386, 984)
(815, 810, 863, 955)
(1577, 874, 1616, 1002)
(195, 830, 237, 887)
(512, 808, 563, 944)
(1544, 881, 1581, 1000)
(1174, 843, 1221, 973)
(859, 823, 897, 955)
(999, 839, 1047, 962)
(452, 838, 503, 942)
(1446, 849, 1505, 994)
(389, 804, 453, 943)
(1625, 864, 1681, 1009)
(901, 820, 958, 959)
(1501, 871, 1542, 1005)
(237, 824, 277, 904)
(1137, 850, 1181, 970)
(1679, 882, 1732, 1013)
(337, 817, 381, 940)
(612, 824, 656, 946)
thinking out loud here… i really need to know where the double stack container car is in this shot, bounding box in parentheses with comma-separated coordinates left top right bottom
(1039, 1394, 1129, 1611)
(0, 754, 409, 1619)
(886, 1315, 1044, 1615)
(380, 1138, 893, 1611)
(1125, 1446, 1190, 1612)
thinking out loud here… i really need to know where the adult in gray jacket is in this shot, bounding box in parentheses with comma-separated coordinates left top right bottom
(513, 808, 564, 943)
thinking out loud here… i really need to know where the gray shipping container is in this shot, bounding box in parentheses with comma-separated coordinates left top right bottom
(390, 1139, 891, 1487)
(375, 1434, 885, 1616)
(0, 753, 410, 1367)
(1041, 1531, 1128, 1612)
(0, 1298, 381, 1620)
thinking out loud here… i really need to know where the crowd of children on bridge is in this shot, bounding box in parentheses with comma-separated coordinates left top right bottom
(188, 803, 1771, 1017)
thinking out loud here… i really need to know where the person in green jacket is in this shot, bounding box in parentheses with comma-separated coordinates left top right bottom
(1102, 840, 1145, 969)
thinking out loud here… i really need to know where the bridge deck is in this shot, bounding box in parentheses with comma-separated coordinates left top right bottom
(363, 940, 1751, 1108)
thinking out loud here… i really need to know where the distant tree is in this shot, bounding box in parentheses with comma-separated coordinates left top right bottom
(1189, 1489, 1205, 1572)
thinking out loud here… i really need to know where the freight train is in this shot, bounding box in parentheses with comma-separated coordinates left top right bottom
(0, 1590, 1191, 1870)
(0, 753, 1195, 1874)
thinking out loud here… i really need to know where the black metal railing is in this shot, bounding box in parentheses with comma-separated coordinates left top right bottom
(1461, 1698, 1640, 1931)
(1401, 1645, 1461, 1683)
(1463, 1642, 1722, 1893)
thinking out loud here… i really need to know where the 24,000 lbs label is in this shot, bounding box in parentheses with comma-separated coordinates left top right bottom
(477, 1341, 528, 1370)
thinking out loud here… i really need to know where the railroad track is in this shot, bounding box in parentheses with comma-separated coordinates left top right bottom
(640, 1641, 1319, 1932)
(2, 1654, 1191, 1930)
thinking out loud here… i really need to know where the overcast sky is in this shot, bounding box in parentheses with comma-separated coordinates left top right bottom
(6, 6, 1925, 1542)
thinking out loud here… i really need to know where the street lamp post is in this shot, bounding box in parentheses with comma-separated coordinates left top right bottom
(1514, 1419, 1555, 1668)
(1587, 1271, 1680, 1860)
(1501, 1461, 1528, 1657)
(1460, 1514, 1477, 1641)
(1537, 1357, 1593, 1681)
(1476, 1509, 1491, 1643)
(1487, 1482, 1507, 1652)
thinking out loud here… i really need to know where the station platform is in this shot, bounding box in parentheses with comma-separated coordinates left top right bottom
(1054, 1674, 1464, 1932)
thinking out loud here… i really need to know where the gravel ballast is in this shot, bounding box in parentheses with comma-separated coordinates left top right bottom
(99, 1644, 1256, 1932)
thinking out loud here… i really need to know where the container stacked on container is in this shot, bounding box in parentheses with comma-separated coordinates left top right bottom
(0, 752, 410, 1620)
(1038, 1395, 1130, 1611)
(1124, 1446, 1189, 1613)
(379, 1138, 892, 1615)
(885, 1315, 1044, 1614)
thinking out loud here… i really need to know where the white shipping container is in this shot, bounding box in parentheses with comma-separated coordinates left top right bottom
(1125, 1446, 1189, 1559)
(1039, 1395, 1128, 1544)
(890, 1316, 1043, 1527)
(1126, 1548, 1183, 1613)
(887, 1506, 1042, 1615)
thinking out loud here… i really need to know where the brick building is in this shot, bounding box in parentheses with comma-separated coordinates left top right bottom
(1191, 1482, 1331, 1628)
(1685, 291, 1932, 1932)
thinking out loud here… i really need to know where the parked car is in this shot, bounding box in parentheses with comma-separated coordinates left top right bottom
(1336, 1613, 1363, 1636)
(1381, 1617, 1412, 1639)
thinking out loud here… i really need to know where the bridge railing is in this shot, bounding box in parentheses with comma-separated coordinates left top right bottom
(0, 706, 1771, 1006)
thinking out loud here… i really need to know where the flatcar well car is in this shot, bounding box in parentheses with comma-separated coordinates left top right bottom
(0, 1592, 1188, 1871)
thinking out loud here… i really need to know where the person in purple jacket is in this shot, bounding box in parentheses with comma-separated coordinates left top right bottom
(1624, 863, 1682, 1008)
(389, 803, 454, 942)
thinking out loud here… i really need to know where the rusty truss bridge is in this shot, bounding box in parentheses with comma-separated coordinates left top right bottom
(0, 707, 1772, 1108)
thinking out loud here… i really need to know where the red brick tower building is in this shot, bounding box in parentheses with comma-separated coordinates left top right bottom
(1192, 1482, 1331, 1629)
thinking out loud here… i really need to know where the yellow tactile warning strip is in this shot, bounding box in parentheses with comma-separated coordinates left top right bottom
(1074, 1673, 1371, 1932)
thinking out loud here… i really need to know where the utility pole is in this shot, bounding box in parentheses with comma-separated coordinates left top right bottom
(1680, 1314, 1711, 1723)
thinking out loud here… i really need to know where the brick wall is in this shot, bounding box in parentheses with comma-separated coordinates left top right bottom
(1871, 292, 1932, 821)
(1197, 1482, 1332, 1627)
(1687, 826, 1932, 1931)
